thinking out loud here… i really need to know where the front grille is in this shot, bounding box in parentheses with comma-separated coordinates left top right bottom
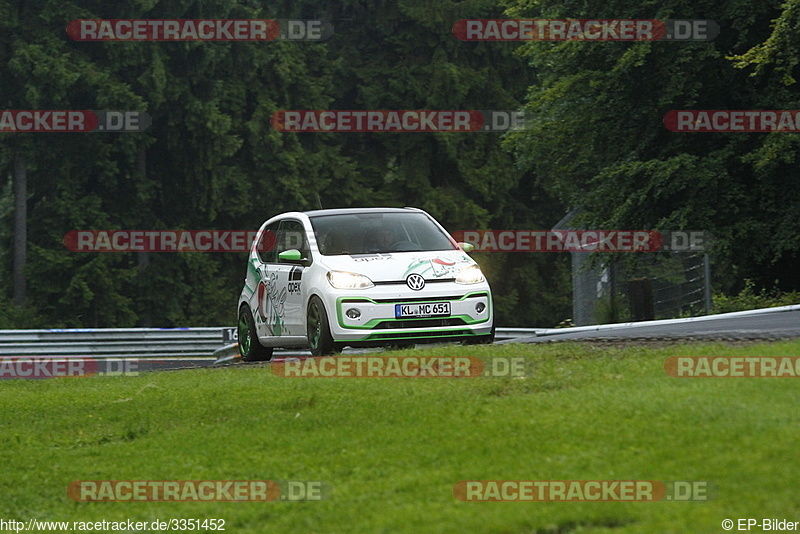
(340, 292, 487, 304)
(365, 329, 472, 340)
(373, 318, 467, 329)
(373, 278, 455, 286)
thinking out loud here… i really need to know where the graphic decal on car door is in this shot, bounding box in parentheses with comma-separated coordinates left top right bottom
(288, 266, 303, 295)
(281, 265, 305, 335)
(257, 272, 286, 336)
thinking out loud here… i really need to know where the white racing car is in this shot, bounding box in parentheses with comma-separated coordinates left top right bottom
(237, 207, 494, 359)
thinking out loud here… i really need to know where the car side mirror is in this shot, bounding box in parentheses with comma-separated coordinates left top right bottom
(457, 242, 475, 253)
(278, 249, 309, 264)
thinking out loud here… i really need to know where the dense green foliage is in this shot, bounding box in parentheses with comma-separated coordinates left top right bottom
(507, 0, 800, 296)
(712, 279, 800, 313)
(1, 0, 798, 328)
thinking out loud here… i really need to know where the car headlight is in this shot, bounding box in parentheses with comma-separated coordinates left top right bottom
(455, 264, 485, 284)
(327, 270, 375, 290)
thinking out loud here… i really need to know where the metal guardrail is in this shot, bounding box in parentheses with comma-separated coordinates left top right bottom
(0, 327, 542, 361)
(495, 328, 545, 340)
(0, 328, 226, 359)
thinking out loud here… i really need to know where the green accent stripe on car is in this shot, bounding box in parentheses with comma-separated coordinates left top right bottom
(336, 291, 491, 329)
(359, 330, 478, 342)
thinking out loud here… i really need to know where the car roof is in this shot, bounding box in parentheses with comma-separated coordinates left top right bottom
(303, 207, 423, 217)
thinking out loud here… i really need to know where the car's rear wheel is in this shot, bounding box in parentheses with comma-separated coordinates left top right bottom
(307, 296, 337, 356)
(238, 306, 273, 361)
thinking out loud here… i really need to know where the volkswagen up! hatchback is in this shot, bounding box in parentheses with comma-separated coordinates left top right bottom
(237, 207, 493, 359)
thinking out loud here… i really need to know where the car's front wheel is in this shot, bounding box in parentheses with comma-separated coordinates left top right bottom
(307, 296, 337, 356)
(238, 306, 273, 362)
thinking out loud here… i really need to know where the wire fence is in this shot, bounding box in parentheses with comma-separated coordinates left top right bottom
(571, 251, 711, 326)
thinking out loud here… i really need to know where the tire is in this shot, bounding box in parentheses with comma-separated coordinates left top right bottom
(238, 306, 273, 362)
(307, 296, 336, 356)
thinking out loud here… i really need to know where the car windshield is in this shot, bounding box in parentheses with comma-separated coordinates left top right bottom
(310, 212, 458, 255)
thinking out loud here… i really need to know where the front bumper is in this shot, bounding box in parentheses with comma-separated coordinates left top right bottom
(322, 283, 493, 344)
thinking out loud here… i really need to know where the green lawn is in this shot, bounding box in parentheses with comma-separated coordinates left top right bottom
(2, 341, 799, 533)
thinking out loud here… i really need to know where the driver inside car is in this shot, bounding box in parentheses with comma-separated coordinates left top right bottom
(365, 228, 395, 253)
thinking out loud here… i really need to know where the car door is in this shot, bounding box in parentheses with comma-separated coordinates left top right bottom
(271, 219, 311, 336)
(251, 221, 280, 339)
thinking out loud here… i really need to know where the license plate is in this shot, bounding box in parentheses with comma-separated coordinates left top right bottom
(395, 302, 451, 318)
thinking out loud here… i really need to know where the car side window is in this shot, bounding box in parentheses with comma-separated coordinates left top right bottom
(277, 220, 311, 262)
(256, 222, 279, 264)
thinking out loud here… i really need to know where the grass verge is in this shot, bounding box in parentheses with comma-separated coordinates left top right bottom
(2, 340, 799, 533)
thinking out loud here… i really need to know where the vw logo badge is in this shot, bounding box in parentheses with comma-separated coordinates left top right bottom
(406, 273, 426, 291)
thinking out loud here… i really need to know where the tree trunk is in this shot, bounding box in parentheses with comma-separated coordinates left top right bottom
(137, 147, 151, 326)
(13, 156, 27, 307)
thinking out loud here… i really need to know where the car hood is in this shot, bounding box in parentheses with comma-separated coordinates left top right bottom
(316, 250, 476, 282)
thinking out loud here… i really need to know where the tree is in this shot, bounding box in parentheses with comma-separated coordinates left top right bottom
(506, 0, 800, 294)
(0, 0, 572, 328)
